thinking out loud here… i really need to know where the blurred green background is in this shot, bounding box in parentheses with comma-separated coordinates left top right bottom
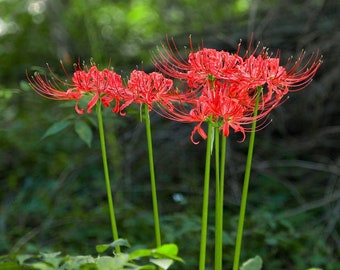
(0, 0, 339, 269)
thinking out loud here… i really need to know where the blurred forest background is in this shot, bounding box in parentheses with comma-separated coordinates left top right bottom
(0, 0, 339, 269)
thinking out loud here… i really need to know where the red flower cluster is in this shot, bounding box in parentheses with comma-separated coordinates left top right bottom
(154, 38, 322, 143)
(27, 62, 173, 115)
(28, 37, 321, 143)
(121, 70, 174, 111)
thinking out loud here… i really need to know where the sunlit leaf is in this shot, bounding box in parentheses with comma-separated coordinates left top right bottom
(153, 244, 183, 262)
(128, 249, 152, 260)
(240, 255, 263, 270)
(154, 244, 178, 256)
(95, 256, 118, 270)
(150, 258, 174, 270)
(39, 252, 63, 269)
(28, 262, 55, 270)
(96, 239, 130, 254)
(67, 255, 95, 269)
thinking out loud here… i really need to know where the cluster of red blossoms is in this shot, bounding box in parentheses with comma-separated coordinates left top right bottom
(153, 38, 321, 142)
(28, 38, 322, 143)
(28, 62, 174, 115)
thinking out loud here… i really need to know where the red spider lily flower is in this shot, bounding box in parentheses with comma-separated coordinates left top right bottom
(153, 37, 244, 87)
(27, 62, 126, 114)
(186, 48, 243, 88)
(154, 37, 321, 96)
(121, 70, 174, 111)
(157, 80, 267, 144)
(238, 51, 322, 107)
(159, 97, 210, 144)
(282, 50, 322, 91)
(153, 37, 322, 143)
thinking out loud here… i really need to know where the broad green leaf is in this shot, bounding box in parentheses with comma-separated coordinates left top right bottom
(42, 120, 71, 139)
(128, 249, 152, 260)
(96, 239, 130, 254)
(96, 254, 129, 270)
(39, 252, 63, 268)
(150, 258, 174, 270)
(154, 244, 178, 257)
(28, 262, 55, 270)
(153, 244, 183, 263)
(110, 239, 130, 249)
(306, 268, 323, 270)
(75, 120, 93, 147)
(240, 255, 263, 270)
(96, 244, 111, 254)
(95, 256, 117, 270)
(61, 255, 96, 270)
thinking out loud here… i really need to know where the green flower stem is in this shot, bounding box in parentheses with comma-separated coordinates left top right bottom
(214, 127, 222, 270)
(144, 104, 162, 247)
(96, 102, 120, 253)
(215, 133, 227, 270)
(199, 122, 213, 270)
(220, 135, 227, 206)
(232, 89, 261, 270)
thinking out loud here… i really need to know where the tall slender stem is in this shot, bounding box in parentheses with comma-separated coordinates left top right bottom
(96, 102, 120, 253)
(232, 89, 261, 270)
(220, 136, 227, 198)
(144, 104, 162, 247)
(214, 127, 222, 270)
(215, 134, 227, 270)
(199, 122, 213, 270)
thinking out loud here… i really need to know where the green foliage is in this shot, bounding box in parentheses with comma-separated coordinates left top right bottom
(240, 256, 263, 270)
(42, 120, 72, 139)
(74, 120, 93, 148)
(0, 242, 182, 270)
(96, 240, 130, 254)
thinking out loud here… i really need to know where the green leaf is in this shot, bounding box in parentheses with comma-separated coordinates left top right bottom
(95, 254, 129, 270)
(16, 254, 36, 265)
(150, 258, 174, 270)
(96, 239, 130, 254)
(154, 244, 178, 257)
(61, 255, 96, 270)
(96, 245, 110, 254)
(240, 255, 263, 270)
(153, 244, 183, 263)
(128, 249, 153, 260)
(133, 265, 155, 270)
(28, 262, 55, 270)
(74, 120, 93, 147)
(39, 252, 63, 269)
(95, 256, 117, 270)
(42, 120, 71, 139)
